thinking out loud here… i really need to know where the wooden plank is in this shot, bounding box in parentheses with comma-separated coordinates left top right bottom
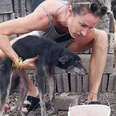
(111, 73, 116, 92)
(108, 74, 114, 92)
(70, 72, 77, 92)
(79, 54, 113, 73)
(20, 0, 26, 17)
(25, 0, 32, 14)
(108, 33, 114, 54)
(54, 68, 66, 93)
(82, 75, 89, 92)
(10, 13, 15, 19)
(56, 73, 64, 93)
(0, 0, 13, 14)
(111, 104, 116, 114)
(101, 74, 108, 92)
(77, 76, 82, 94)
(108, 12, 115, 33)
(0, 15, 4, 23)
(3, 14, 10, 21)
(13, 0, 20, 17)
(62, 73, 69, 92)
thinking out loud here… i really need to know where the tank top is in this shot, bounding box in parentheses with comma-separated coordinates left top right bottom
(29, 0, 73, 47)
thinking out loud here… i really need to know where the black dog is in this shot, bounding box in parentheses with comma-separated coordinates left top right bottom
(0, 35, 87, 116)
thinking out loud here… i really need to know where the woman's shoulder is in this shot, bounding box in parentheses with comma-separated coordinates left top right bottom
(87, 28, 107, 39)
(35, 0, 66, 17)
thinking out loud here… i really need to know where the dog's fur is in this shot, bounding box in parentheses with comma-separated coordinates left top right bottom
(0, 35, 87, 116)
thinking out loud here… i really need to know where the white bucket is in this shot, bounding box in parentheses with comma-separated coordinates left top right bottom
(68, 104, 111, 116)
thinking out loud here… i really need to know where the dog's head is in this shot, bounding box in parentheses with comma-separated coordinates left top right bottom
(56, 52, 87, 76)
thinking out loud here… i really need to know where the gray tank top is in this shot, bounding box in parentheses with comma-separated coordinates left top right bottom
(29, 0, 73, 47)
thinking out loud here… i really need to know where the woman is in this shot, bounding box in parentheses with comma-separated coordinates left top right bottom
(0, 0, 108, 113)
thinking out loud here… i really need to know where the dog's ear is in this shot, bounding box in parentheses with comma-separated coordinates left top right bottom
(58, 56, 69, 64)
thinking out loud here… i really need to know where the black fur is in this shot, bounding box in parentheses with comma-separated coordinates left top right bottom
(0, 35, 87, 115)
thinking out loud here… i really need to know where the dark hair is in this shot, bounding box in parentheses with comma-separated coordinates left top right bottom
(68, 0, 107, 17)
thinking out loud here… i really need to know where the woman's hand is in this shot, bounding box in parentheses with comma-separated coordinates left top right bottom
(21, 56, 38, 70)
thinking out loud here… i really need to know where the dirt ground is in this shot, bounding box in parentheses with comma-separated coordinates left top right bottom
(3, 92, 116, 116)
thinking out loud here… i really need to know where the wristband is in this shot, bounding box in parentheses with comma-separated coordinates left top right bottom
(12, 57, 23, 70)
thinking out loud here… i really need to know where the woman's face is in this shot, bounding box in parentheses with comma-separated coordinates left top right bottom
(67, 12, 100, 39)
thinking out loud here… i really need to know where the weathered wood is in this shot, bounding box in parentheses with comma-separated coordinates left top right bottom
(111, 104, 116, 114)
(0, 0, 13, 14)
(76, 76, 82, 94)
(101, 74, 108, 92)
(79, 54, 113, 73)
(70, 72, 77, 92)
(54, 68, 66, 93)
(82, 75, 89, 92)
(110, 73, 116, 92)
(0, 15, 4, 23)
(62, 73, 69, 92)
(20, 0, 27, 17)
(108, 74, 114, 92)
(56, 73, 64, 93)
(108, 33, 114, 54)
(13, 0, 20, 17)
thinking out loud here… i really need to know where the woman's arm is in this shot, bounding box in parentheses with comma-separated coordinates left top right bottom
(0, 4, 50, 63)
(0, 33, 32, 59)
